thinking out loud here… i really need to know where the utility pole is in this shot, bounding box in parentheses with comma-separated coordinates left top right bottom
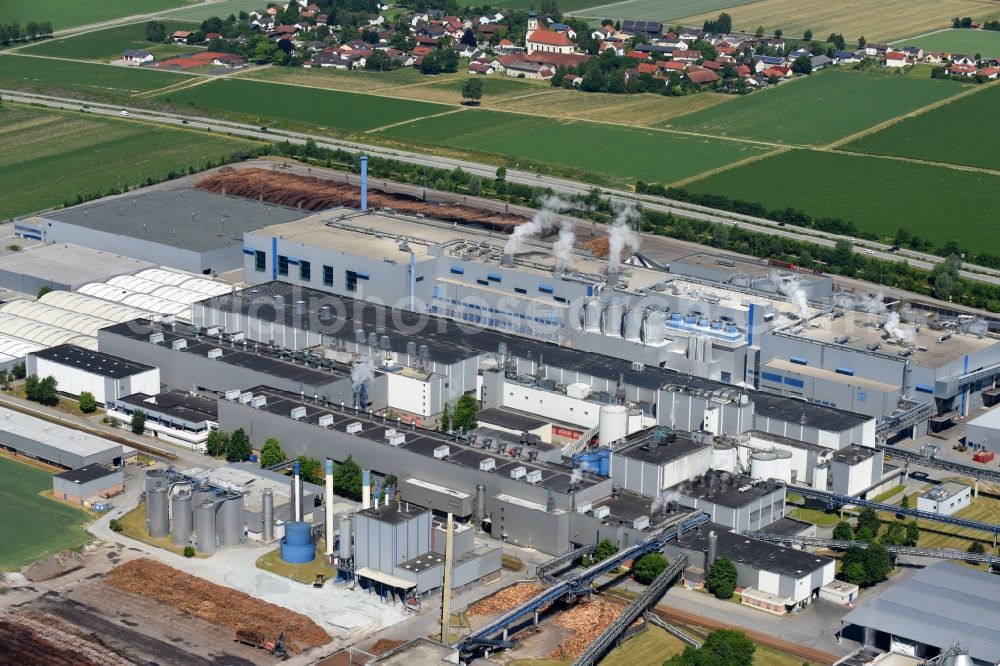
(441, 512, 454, 645)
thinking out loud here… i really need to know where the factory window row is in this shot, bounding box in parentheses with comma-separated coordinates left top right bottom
(806, 397, 838, 408)
(278, 255, 289, 276)
(760, 371, 782, 384)
(783, 377, 805, 389)
(323, 265, 334, 287)
(300, 260, 311, 282)
(431, 307, 558, 341)
(255, 250, 266, 272)
(432, 295, 564, 327)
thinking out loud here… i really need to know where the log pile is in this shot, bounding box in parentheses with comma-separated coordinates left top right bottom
(0, 612, 128, 666)
(583, 237, 609, 258)
(467, 582, 545, 616)
(105, 559, 329, 653)
(548, 599, 623, 660)
(196, 168, 527, 230)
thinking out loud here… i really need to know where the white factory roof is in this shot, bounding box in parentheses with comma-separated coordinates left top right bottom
(494, 492, 565, 515)
(763, 358, 900, 393)
(77, 283, 190, 320)
(0, 242, 154, 288)
(207, 462, 329, 513)
(0, 404, 119, 456)
(105, 275, 211, 306)
(135, 268, 233, 296)
(967, 407, 1000, 431)
(404, 476, 471, 499)
(0, 301, 114, 337)
(0, 334, 44, 360)
(0, 313, 97, 350)
(40, 291, 156, 323)
(354, 566, 415, 589)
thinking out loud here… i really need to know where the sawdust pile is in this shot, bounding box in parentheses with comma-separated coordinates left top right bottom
(0, 611, 128, 666)
(197, 168, 526, 230)
(368, 638, 408, 655)
(583, 237, 609, 258)
(467, 582, 546, 616)
(548, 599, 623, 660)
(105, 558, 329, 653)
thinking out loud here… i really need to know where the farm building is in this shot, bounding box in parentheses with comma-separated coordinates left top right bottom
(26, 344, 159, 405)
(52, 464, 124, 506)
(0, 404, 123, 468)
(0, 243, 153, 294)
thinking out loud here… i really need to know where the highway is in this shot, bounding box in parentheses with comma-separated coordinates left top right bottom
(6, 88, 1000, 290)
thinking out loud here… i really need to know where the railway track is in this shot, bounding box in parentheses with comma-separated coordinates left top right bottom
(602, 591, 840, 665)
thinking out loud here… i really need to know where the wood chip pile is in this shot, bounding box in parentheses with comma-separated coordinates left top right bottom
(197, 168, 527, 230)
(467, 582, 545, 616)
(368, 638, 408, 655)
(0, 612, 128, 666)
(583, 238, 609, 258)
(105, 558, 329, 653)
(548, 599, 623, 660)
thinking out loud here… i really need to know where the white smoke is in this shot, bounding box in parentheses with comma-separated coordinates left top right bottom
(862, 292, 886, 314)
(650, 490, 680, 515)
(607, 205, 641, 273)
(553, 218, 576, 271)
(777, 277, 809, 318)
(350, 357, 375, 392)
(503, 196, 568, 256)
(883, 311, 915, 344)
(570, 460, 592, 485)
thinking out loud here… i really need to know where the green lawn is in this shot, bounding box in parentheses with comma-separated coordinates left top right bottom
(23, 20, 199, 61)
(789, 507, 843, 527)
(161, 77, 452, 132)
(0, 104, 257, 219)
(0, 456, 93, 571)
(164, 0, 261, 20)
(871, 484, 906, 503)
(0, 54, 188, 97)
(684, 149, 1000, 249)
(664, 69, 966, 145)
(570, 0, 754, 19)
(500, 0, 612, 12)
(601, 626, 687, 666)
(0, 0, 195, 31)
(898, 28, 1000, 57)
(843, 84, 1000, 171)
(380, 109, 770, 183)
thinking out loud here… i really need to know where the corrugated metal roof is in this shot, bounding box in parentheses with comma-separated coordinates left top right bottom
(0, 301, 114, 337)
(40, 291, 155, 323)
(136, 268, 232, 296)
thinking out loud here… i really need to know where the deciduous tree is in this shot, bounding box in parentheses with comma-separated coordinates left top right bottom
(259, 437, 285, 468)
(707, 556, 738, 599)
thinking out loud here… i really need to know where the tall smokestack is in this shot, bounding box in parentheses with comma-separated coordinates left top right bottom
(293, 461, 302, 522)
(325, 459, 335, 557)
(707, 530, 718, 570)
(360, 155, 368, 212)
(441, 512, 454, 645)
(362, 469, 371, 510)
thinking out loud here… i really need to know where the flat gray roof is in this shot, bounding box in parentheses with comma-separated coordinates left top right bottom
(0, 404, 119, 457)
(0, 243, 153, 286)
(842, 561, 1000, 664)
(45, 188, 308, 252)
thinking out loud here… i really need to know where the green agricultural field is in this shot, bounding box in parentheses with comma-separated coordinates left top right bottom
(0, 105, 257, 219)
(380, 109, 770, 183)
(0, 54, 188, 97)
(242, 65, 427, 92)
(22, 20, 198, 61)
(0, 0, 194, 31)
(500, 0, 611, 12)
(572, 0, 754, 20)
(162, 77, 452, 132)
(684, 150, 1000, 249)
(664, 69, 966, 145)
(843, 85, 1000, 170)
(899, 28, 1000, 57)
(163, 0, 261, 20)
(0, 456, 93, 571)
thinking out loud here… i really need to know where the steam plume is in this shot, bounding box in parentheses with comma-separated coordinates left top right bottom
(883, 311, 915, 344)
(778, 277, 809, 318)
(607, 205, 641, 273)
(553, 218, 576, 271)
(650, 490, 680, 515)
(350, 358, 375, 392)
(503, 196, 568, 256)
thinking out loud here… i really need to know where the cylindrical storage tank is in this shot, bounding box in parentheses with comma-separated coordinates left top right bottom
(148, 485, 169, 538)
(262, 489, 274, 542)
(216, 494, 245, 547)
(711, 445, 737, 473)
(195, 500, 217, 554)
(684, 314, 696, 325)
(598, 404, 629, 447)
(280, 521, 315, 563)
(772, 450, 793, 484)
(171, 491, 193, 546)
(813, 464, 828, 491)
(643, 309, 667, 345)
(750, 451, 779, 481)
(339, 514, 353, 560)
(145, 468, 168, 495)
(193, 486, 216, 507)
(624, 306, 643, 341)
(602, 301, 623, 337)
(697, 317, 709, 328)
(583, 298, 602, 331)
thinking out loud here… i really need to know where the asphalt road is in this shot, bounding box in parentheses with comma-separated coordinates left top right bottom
(8, 87, 1000, 288)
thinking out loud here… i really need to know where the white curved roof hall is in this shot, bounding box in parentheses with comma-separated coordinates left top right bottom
(0, 301, 115, 337)
(0, 314, 97, 350)
(105, 275, 209, 306)
(0, 334, 44, 360)
(39, 291, 156, 323)
(77, 284, 190, 320)
(135, 268, 233, 296)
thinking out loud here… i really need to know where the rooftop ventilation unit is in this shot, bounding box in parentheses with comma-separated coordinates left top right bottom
(576, 502, 592, 514)
(525, 470, 542, 484)
(250, 395, 267, 408)
(231, 332, 245, 343)
(632, 516, 650, 530)
(834, 336, 849, 344)
(149, 332, 164, 344)
(290, 406, 306, 420)
(433, 445, 450, 459)
(510, 466, 526, 480)
(387, 432, 406, 447)
(479, 458, 496, 472)
(225, 389, 240, 401)
(318, 414, 334, 428)
(239, 392, 252, 404)
(346, 422, 363, 435)
(207, 348, 222, 359)
(171, 339, 187, 351)
(593, 506, 610, 520)
(206, 326, 220, 336)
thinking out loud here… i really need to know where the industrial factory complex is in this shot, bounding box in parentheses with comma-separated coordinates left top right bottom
(4, 171, 1000, 666)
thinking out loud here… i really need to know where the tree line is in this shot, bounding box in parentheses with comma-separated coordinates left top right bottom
(0, 21, 53, 46)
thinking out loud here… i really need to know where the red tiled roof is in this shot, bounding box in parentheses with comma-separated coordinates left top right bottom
(979, 66, 999, 75)
(527, 27, 574, 47)
(701, 60, 722, 70)
(687, 69, 719, 84)
(636, 62, 658, 74)
(657, 60, 684, 70)
(625, 50, 647, 60)
(886, 51, 906, 60)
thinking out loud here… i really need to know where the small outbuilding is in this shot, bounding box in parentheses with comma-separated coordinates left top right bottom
(52, 464, 124, 505)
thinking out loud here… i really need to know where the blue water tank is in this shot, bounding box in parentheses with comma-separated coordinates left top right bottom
(710, 321, 722, 330)
(280, 521, 315, 563)
(249, 454, 258, 463)
(671, 313, 682, 322)
(284, 521, 311, 546)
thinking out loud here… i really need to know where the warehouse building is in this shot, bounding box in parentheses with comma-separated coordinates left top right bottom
(78, 283, 191, 322)
(669, 470, 786, 532)
(840, 561, 1000, 665)
(0, 243, 153, 294)
(0, 313, 97, 350)
(0, 405, 123, 468)
(0, 335, 43, 370)
(26, 344, 159, 405)
(108, 389, 218, 451)
(611, 427, 713, 498)
(964, 407, 1000, 454)
(39, 291, 157, 324)
(52, 464, 124, 506)
(19, 188, 308, 274)
(1, 300, 116, 338)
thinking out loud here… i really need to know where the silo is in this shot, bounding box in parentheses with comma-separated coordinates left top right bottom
(145, 468, 168, 495)
(148, 485, 169, 538)
(772, 450, 793, 483)
(339, 513, 353, 560)
(710, 445, 737, 473)
(280, 521, 314, 563)
(624, 306, 643, 341)
(750, 451, 779, 481)
(474, 484, 486, 529)
(195, 499, 218, 554)
(262, 489, 274, 542)
(583, 298, 602, 331)
(171, 491, 193, 546)
(813, 462, 829, 491)
(217, 493, 245, 547)
(643, 309, 667, 344)
(193, 485, 216, 507)
(598, 404, 629, 447)
(602, 301, 624, 337)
